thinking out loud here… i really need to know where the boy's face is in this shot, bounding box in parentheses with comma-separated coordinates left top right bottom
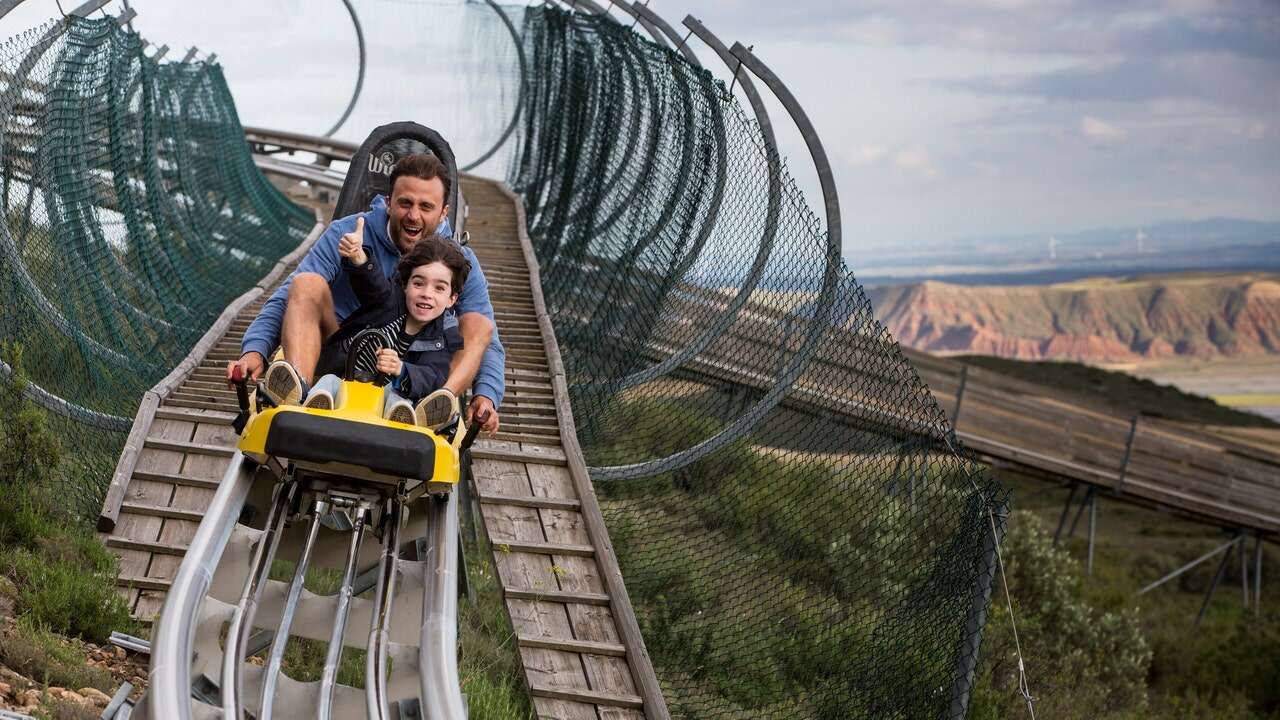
(405, 261, 458, 324)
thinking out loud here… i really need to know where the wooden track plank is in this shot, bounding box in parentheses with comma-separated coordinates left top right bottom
(519, 635, 626, 657)
(479, 493, 581, 511)
(503, 588, 612, 606)
(530, 684, 643, 710)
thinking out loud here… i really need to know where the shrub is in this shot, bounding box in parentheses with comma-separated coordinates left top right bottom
(0, 616, 113, 692)
(970, 511, 1151, 719)
(0, 379, 137, 644)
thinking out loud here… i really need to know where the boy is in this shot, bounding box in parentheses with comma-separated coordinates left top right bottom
(262, 216, 469, 429)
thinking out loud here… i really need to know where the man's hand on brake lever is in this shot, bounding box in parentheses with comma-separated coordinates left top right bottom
(467, 395, 500, 437)
(227, 351, 266, 388)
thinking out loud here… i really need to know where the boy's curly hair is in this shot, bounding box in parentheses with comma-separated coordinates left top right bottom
(396, 234, 470, 293)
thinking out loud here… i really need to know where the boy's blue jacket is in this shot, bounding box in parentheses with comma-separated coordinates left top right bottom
(241, 196, 505, 406)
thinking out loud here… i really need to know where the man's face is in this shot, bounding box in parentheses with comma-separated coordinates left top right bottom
(388, 175, 449, 253)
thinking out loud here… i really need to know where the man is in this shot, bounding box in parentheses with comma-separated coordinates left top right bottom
(227, 153, 503, 433)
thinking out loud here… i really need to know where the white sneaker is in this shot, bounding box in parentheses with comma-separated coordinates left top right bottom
(263, 360, 308, 406)
(384, 398, 416, 426)
(303, 387, 334, 410)
(414, 388, 459, 432)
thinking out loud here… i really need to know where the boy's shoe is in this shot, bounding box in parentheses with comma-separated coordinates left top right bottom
(384, 397, 416, 426)
(303, 387, 334, 411)
(415, 389, 459, 432)
(263, 360, 309, 406)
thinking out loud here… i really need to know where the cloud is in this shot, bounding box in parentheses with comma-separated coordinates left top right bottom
(940, 53, 1278, 112)
(838, 143, 938, 177)
(676, 0, 1280, 60)
(1079, 116, 1128, 143)
(842, 143, 890, 166)
(893, 144, 938, 176)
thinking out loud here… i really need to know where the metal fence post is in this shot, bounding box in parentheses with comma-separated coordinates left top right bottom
(1115, 414, 1139, 494)
(950, 365, 969, 426)
(950, 501, 1006, 720)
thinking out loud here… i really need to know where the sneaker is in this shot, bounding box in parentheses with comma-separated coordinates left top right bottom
(384, 397, 416, 426)
(263, 360, 309, 406)
(303, 387, 334, 411)
(415, 388, 459, 431)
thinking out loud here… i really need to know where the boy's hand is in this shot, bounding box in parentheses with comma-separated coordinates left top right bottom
(374, 348, 402, 378)
(338, 216, 368, 266)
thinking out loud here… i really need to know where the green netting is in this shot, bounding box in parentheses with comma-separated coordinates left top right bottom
(505, 7, 1008, 718)
(0, 16, 314, 515)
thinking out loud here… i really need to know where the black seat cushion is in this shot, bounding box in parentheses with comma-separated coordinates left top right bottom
(264, 411, 436, 481)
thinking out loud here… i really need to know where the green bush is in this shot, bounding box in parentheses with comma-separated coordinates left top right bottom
(970, 511, 1151, 719)
(0, 380, 137, 644)
(1145, 611, 1280, 718)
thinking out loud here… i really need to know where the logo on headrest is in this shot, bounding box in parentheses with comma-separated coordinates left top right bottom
(367, 150, 397, 176)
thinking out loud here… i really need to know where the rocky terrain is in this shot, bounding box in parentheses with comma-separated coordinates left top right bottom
(0, 617, 146, 718)
(866, 272, 1280, 362)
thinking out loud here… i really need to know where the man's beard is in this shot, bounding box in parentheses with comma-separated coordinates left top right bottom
(392, 218, 436, 251)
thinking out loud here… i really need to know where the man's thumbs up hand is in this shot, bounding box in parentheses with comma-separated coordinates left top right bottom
(339, 216, 367, 265)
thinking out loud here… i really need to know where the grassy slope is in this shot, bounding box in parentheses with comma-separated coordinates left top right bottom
(587, 358, 1279, 717)
(991, 466, 1279, 718)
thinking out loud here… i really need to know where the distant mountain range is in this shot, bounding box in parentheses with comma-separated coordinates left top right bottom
(851, 218, 1280, 287)
(865, 272, 1280, 363)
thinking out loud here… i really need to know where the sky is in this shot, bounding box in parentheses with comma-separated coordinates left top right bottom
(2, 0, 1277, 257)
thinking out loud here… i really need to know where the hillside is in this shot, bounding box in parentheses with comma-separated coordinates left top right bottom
(866, 272, 1280, 362)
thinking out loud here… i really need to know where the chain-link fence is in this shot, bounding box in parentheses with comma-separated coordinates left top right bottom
(0, 15, 313, 515)
(506, 7, 1008, 718)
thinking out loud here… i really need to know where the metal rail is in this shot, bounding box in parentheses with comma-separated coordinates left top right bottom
(147, 452, 258, 720)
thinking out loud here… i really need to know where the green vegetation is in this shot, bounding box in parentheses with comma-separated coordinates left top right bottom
(589, 384, 1278, 718)
(0, 616, 114, 694)
(0, 374, 137, 713)
(970, 512, 1150, 719)
(988, 468, 1280, 719)
(592, 396, 994, 717)
(957, 354, 1279, 428)
(0, 379, 137, 645)
(458, 539, 535, 720)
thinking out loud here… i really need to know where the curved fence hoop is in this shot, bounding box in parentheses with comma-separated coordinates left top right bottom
(611, 1, 673, 53)
(0, 359, 130, 431)
(632, 2, 698, 65)
(575, 14, 772, 395)
(588, 35, 844, 481)
(324, 0, 366, 138)
(0, 20, 155, 372)
(461, 0, 528, 172)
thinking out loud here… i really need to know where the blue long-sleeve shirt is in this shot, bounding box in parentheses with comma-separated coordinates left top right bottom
(241, 195, 505, 407)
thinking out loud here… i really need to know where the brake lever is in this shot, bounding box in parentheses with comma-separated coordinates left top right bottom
(230, 365, 251, 434)
(460, 410, 491, 452)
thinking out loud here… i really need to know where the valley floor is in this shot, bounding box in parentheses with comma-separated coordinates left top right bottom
(1114, 357, 1280, 424)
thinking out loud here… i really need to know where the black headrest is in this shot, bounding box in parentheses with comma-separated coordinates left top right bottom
(333, 121, 459, 230)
